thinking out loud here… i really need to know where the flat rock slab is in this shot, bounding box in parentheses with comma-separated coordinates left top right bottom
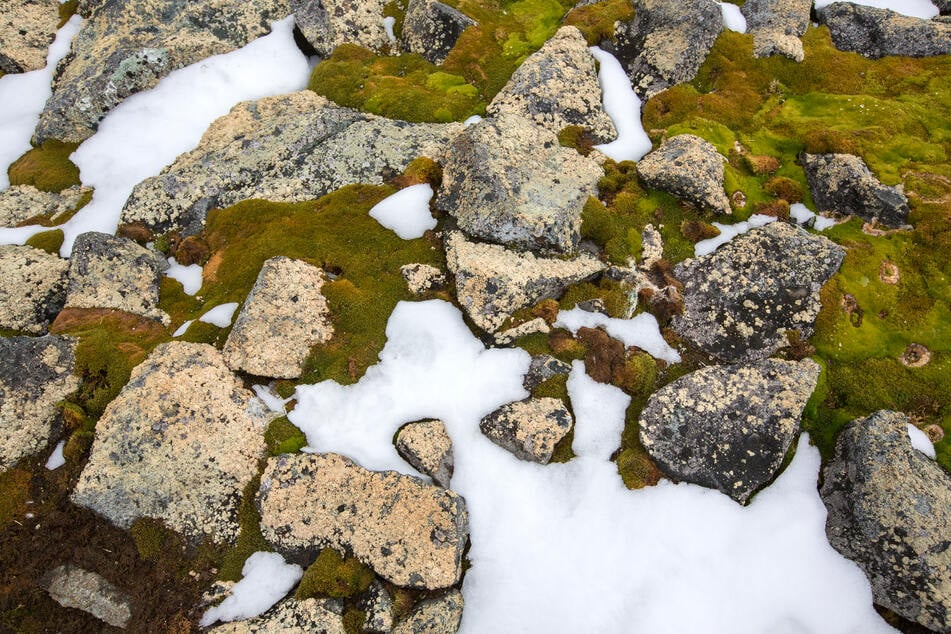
(223, 257, 332, 379)
(821, 410, 951, 632)
(257, 452, 468, 590)
(0, 245, 69, 334)
(292, 0, 390, 57)
(636, 134, 731, 215)
(41, 564, 132, 629)
(0, 185, 90, 228)
(0, 335, 78, 470)
(818, 2, 951, 59)
(480, 397, 573, 464)
(0, 0, 60, 73)
(639, 359, 819, 503)
(392, 589, 463, 634)
(801, 152, 910, 227)
(741, 0, 812, 61)
(395, 419, 454, 488)
(209, 597, 346, 634)
(672, 222, 845, 363)
(71, 342, 271, 543)
(400, 0, 475, 65)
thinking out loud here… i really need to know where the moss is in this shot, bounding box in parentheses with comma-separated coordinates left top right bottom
(58, 0, 78, 26)
(557, 125, 597, 156)
(264, 417, 307, 456)
(751, 199, 790, 220)
(612, 352, 658, 398)
(62, 430, 94, 463)
(131, 517, 184, 562)
(218, 474, 271, 582)
(7, 140, 81, 193)
(0, 467, 31, 530)
(563, 0, 634, 45)
(342, 608, 367, 634)
(559, 279, 628, 318)
(763, 176, 803, 203)
(680, 220, 720, 243)
(616, 446, 663, 489)
(295, 548, 375, 599)
(24, 229, 65, 254)
(393, 156, 443, 188)
(743, 154, 780, 175)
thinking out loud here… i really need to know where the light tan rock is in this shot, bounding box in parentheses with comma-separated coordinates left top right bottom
(0, 0, 61, 74)
(0, 245, 69, 334)
(392, 589, 463, 634)
(395, 419, 454, 488)
(41, 564, 132, 629)
(0, 185, 90, 228)
(209, 598, 346, 634)
(291, 0, 391, 57)
(636, 134, 731, 215)
(401, 263, 446, 294)
(480, 397, 573, 464)
(741, 0, 812, 61)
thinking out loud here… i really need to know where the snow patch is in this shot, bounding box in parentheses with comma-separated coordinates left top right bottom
(45, 441, 66, 470)
(253, 384, 291, 414)
(589, 47, 652, 162)
(199, 552, 302, 626)
(717, 2, 748, 32)
(368, 183, 436, 239)
(199, 302, 239, 327)
(464, 115, 483, 127)
(907, 424, 936, 459)
(555, 308, 681, 364)
(790, 202, 837, 231)
(814, 0, 939, 18)
(172, 320, 194, 337)
(694, 213, 776, 256)
(165, 257, 203, 295)
(383, 16, 397, 43)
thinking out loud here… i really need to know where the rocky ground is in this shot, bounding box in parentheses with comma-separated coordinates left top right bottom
(1, 0, 949, 632)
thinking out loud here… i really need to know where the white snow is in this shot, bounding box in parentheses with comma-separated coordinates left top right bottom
(165, 257, 203, 295)
(45, 441, 66, 470)
(172, 320, 194, 337)
(814, 0, 939, 18)
(694, 213, 776, 257)
(383, 16, 397, 44)
(567, 360, 630, 460)
(589, 47, 653, 162)
(252, 384, 290, 414)
(790, 202, 838, 231)
(199, 551, 302, 626)
(717, 2, 748, 32)
(368, 183, 436, 239)
(464, 115, 483, 127)
(198, 302, 239, 327)
(907, 423, 936, 459)
(555, 307, 682, 364)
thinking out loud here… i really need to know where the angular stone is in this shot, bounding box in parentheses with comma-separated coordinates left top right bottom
(401, 263, 446, 294)
(480, 397, 573, 464)
(257, 453, 468, 590)
(522, 354, 572, 393)
(445, 231, 604, 333)
(41, 564, 132, 629)
(0, 185, 90, 228)
(436, 115, 603, 254)
(395, 419, 454, 488)
(0, 245, 69, 335)
(818, 2, 951, 59)
(741, 0, 812, 61)
(821, 410, 951, 632)
(71, 342, 272, 543)
(0, 335, 78, 470)
(0, 0, 60, 74)
(487, 26, 616, 144)
(636, 134, 731, 215)
(673, 222, 845, 363)
(392, 589, 463, 634)
(209, 597, 346, 634)
(639, 359, 819, 503)
(400, 0, 475, 64)
(223, 257, 332, 379)
(361, 581, 395, 634)
(801, 152, 910, 227)
(292, 0, 391, 57)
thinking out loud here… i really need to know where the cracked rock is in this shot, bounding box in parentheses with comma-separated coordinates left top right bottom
(209, 597, 346, 633)
(400, 0, 475, 64)
(818, 2, 951, 59)
(741, 0, 812, 61)
(41, 564, 132, 629)
(392, 589, 463, 634)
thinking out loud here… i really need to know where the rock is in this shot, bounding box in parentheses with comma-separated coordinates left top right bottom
(487, 26, 616, 144)
(400, 0, 475, 64)
(938, 0, 951, 16)
(0, 245, 69, 334)
(395, 419, 454, 488)
(0, 185, 91, 228)
(209, 597, 346, 634)
(817, 2, 951, 59)
(801, 153, 910, 227)
(480, 397, 573, 464)
(492, 316, 551, 345)
(361, 581, 395, 633)
(0, 335, 78, 470)
(639, 359, 819, 503)
(401, 263, 446, 294)
(436, 115, 603, 254)
(33, 0, 291, 144)
(522, 354, 572, 392)
(445, 231, 604, 333)
(392, 589, 463, 634)
(636, 134, 731, 215)
(612, 0, 723, 99)
(121, 91, 462, 235)
(257, 452, 468, 590)
(41, 564, 132, 629)
(672, 222, 845, 363)
(71, 342, 271, 543)
(223, 257, 333, 379)
(291, 0, 390, 57)
(820, 410, 951, 631)
(741, 0, 812, 61)
(0, 0, 61, 74)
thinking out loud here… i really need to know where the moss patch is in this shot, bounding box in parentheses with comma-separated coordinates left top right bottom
(7, 140, 82, 193)
(563, 0, 634, 46)
(264, 417, 307, 456)
(295, 548, 375, 599)
(218, 473, 271, 582)
(0, 468, 31, 530)
(24, 229, 65, 254)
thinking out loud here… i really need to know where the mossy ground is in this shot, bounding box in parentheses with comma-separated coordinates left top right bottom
(7, 140, 82, 193)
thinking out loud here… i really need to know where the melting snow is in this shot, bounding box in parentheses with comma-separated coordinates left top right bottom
(368, 183, 436, 239)
(555, 307, 682, 364)
(814, 0, 940, 18)
(694, 213, 776, 257)
(252, 384, 291, 414)
(717, 2, 748, 33)
(45, 441, 66, 470)
(908, 424, 937, 459)
(199, 552, 302, 626)
(791, 202, 838, 231)
(172, 320, 194, 337)
(589, 47, 653, 162)
(198, 302, 239, 327)
(165, 257, 203, 295)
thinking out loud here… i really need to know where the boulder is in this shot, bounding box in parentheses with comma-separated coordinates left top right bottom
(223, 257, 333, 379)
(71, 342, 272, 543)
(487, 26, 616, 144)
(291, 0, 391, 57)
(0, 245, 69, 334)
(392, 590, 463, 634)
(41, 564, 132, 629)
(436, 115, 603, 254)
(0, 0, 61, 74)
(257, 452, 468, 590)
(522, 354, 572, 393)
(400, 0, 475, 64)
(33, 0, 292, 144)
(821, 410, 951, 631)
(445, 231, 604, 333)
(121, 91, 462, 235)
(636, 134, 731, 215)
(0, 335, 79, 470)
(209, 598, 346, 634)
(672, 222, 845, 363)
(801, 152, 910, 227)
(741, 0, 812, 61)
(401, 263, 446, 294)
(395, 419, 454, 488)
(0, 185, 91, 228)
(480, 397, 573, 464)
(361, 581, 395, 633)
(639, 359, 819, 503)
(817, 2, 951, 59)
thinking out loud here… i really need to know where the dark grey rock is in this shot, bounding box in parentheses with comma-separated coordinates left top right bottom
(401, 0, 475, 64)
(480, 397, 573, 464)
(937, 0, 951, 16)
(41, 564, 132, 628)
(741, 0, 812, 61)
(522, 354, 572, 393)
(821, 410, 951, 632)
(291, 0, 390, 57)
(817, 2, 951, 59)
(395, 419, 454, 488)
(392, 590, 463, 634)
(361, 581, 394, 634)
(0, 245, 69, 335)
(636, 134, 731, 215)
(801, 152, 910, 227)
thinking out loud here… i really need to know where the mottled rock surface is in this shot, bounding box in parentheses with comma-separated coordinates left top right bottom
(0, 0, 60, 74)
(223, 257, 332, 379)
(401, 263, 446, 294)
(395, 419, 454, 488)
(818, 2, 951, 59)
(71, 342, 272, 543)
(0, 335, 78, 470)
(522, 354, 572, 392)
(361, 581, 394, 633)
(392, 590, 463, 634)
(741, 0, 812, 61)
(0, 185, 90, 228)
(801, 152, 910, 227)
(209, 597, 346, 633)
(673, 222, 845, 362)
(436, 115, 603, 254)
(257, 452, 468, 589)
(487, 26, 616, 143)
(41, 564, 132, 629)
(0, 245, 69, 334)
(445, 231, 604, 333)
(636, 134, 731, 215)
(480, 397, 573, 464)
(401, 0, 475, 64)
(821, 410, 951, 632)
(291, 0, 390, 57)
(639, 359, 819, 503)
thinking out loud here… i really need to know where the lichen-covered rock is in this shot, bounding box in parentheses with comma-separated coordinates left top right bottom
(395, 419, 454, 488)
(613, 0, 723, 99)
(487, 26, 616, 144)
(522, 354, 572, 393)
(436, 115, 603, 254)
(673, 222, 845, 363)
(71, 342, 272, 543)
(0, 335, 78, 470)
(639, 359, 819, 503)
(400, 0, 475, 64)
(0, 0, 61, 74)
(33, 0, 292, 143)
(480, 397, 573, 464)
(801, 152, 910, 227)
(41, 564, 132, 629)
(741, 0, 812, 61)
(257, 452, 468, 590)
(361, 581, 394, 633)
(938, 0, 951, 16)
(65, 231, 169, 325)
(121, 91, 462, 235)
(392, 589, 463, 634)
(818, 2, 951, 59)
(636, 134, 731, 215)
(0, 245, 69, 334)
(445, 231, 604, 333)
(401, 263, 446, 294)
(0, 185, 91, 228)
(291, 0, 390, 57)
(820, 410, 951, 632)
(209, 597, 346, 634)
(223, 257, 332, 379)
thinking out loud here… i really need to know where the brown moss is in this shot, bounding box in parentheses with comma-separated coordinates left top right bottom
(763, 176, 803, 203)
(0, 468, 31, 530)
(616, 447, 663, 489)
(680, 220, 721, 242)
(752, 199, 790, 220)
(174, 236, 211, 266)
(557, 125, 597, 156)
(563, 0, 634, 45)
(743, 154, 780, 175)
(801, 128, 858, 155)
(531, 298, 560, 324)
(117, 222, 154, 245)
(577, 326, 625, 384)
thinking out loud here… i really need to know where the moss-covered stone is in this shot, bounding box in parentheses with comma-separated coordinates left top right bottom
(295, 548, 375, 600)
(7, 140, 81, 193)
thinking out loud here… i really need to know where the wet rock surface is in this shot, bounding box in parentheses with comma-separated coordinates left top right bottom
(818, 2, 951, 59)
(480, 397, 573, 464)
(636, 134, 731, 215)
(392, 589, 464, 634)
(395, 419, 454, 488)
(209, 597, 346, 633)
(0, 244, 69, 334)
(400, 0, 475, 65)
(0, 0, 60, 74)
(291, 0, 389, 57)
(41, 564, 133, 629)
(821, 410, 951, 632)
(801, 152, 910, 227)
(741, 0, 812, 61)
(0, 184, 90, 228)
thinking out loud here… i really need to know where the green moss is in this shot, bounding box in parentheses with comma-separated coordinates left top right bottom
(563, 0, 634, 45)
(559, 279, 629, 318)
(24, 229, 65, 254)
(0, 467, 31, 530)
(7, 140, 81, 193)
(557, 125, 597, 156)
(218, 474, 271, 582)
(58, 0, 78, 26)
(295, 548, 375, 599)
(342, 609, 368, 634)
(62, 430, 94, 463)
(131, 517, 183, 562)
(265, 417, 307, 456)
